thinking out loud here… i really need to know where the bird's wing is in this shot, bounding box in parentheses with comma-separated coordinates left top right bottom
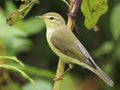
(50, 31, 94, 67)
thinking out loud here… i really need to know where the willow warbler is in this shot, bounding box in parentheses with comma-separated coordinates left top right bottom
(37, 12, 113, 87)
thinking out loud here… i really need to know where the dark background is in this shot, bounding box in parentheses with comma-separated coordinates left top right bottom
(0, 0, 120, 90)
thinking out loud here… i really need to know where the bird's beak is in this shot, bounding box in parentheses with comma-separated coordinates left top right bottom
(36, 16, 44, 20)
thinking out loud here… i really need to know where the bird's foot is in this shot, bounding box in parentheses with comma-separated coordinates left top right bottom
(53, 75, 64, 81)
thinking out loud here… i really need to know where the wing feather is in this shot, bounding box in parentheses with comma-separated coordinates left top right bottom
(50, 30, 93, 66)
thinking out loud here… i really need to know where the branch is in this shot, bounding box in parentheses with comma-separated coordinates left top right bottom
(53, 0, 82, 90)
(53, 59, 65, 90)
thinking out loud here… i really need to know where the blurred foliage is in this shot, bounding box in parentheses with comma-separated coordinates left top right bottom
(0, 0, 52, 90)
(7, 0, 39, 25)
(0, 0, 45, 55)
(22, 79, 53, 90)
(110, 3, 120, 40)
(81, 0, 108, 30)
(0, 0, 120, 90)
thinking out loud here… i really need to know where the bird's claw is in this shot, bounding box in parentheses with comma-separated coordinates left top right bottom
(53, 75, 64, 81)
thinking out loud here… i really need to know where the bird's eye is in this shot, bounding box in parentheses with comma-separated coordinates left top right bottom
(49, 17, 54, 20)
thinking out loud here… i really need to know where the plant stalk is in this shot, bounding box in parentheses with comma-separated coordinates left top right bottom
(53, 0, 82, 90)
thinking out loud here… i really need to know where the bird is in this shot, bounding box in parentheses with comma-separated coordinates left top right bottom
(36, 12, 114, 87)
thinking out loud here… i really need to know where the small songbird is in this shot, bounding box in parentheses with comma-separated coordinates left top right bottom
(36, 12, 113, 87)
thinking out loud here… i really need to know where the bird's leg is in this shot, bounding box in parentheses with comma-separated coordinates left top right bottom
(54, 64, 74, 81)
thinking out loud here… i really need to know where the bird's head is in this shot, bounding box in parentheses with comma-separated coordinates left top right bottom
(36, 12, 66, 29)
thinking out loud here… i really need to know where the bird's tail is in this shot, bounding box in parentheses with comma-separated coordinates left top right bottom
(88, 62, 114, 87)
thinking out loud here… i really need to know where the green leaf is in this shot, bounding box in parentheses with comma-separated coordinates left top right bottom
(0, 9, 31, 55)
(18, 65, 54, 79)
(0, 0, 44, 55)
(0, 64, 36, 88)
(92, 41, 114, 57)
(5, 37, 31, 55)
(110, 4, 120, 39)
(5, 0, 17, 16)
(81, 0, 108, 29)
(22, 18, 45, 35)
(0, 56, 24, 66)
(22, 79, 52, 90)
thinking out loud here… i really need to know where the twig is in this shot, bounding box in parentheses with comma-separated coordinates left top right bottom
(53, 0, 82, 90)
(53, 59, 65, 90)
